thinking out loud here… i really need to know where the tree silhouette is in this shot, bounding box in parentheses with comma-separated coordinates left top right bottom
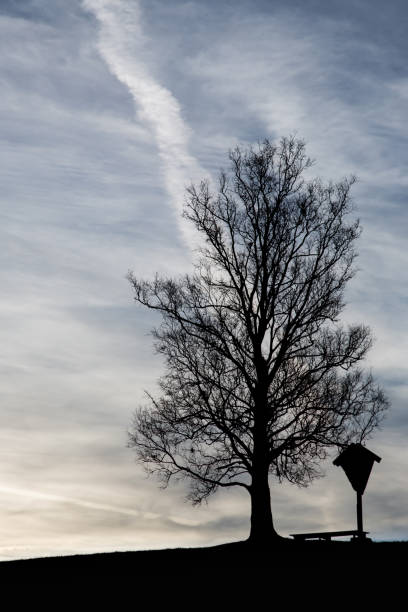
(127, 137, 389, 544)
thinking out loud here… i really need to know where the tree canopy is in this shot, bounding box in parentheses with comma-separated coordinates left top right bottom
(128, 136, 389, 542)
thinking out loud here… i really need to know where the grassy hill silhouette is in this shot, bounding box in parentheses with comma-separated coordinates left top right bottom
(1, 539, 406, 579)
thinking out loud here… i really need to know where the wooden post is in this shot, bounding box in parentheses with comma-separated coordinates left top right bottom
(356, 491, 364, 539)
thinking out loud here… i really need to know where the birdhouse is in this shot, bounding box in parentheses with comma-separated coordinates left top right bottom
(333, 443, 381, 495)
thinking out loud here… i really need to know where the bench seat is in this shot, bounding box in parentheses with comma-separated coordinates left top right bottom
(290, 530, 369, 541)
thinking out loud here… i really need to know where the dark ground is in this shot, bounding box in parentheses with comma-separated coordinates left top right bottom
(0, 538, 408, 612)
(1, 541, 405, 607)
(1, 539, 406, 585)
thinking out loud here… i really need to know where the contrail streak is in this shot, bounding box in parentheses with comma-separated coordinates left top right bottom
(83, 0, 205, 251)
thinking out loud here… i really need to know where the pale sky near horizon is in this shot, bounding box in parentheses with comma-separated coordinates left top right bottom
(1, 0, 408, 561)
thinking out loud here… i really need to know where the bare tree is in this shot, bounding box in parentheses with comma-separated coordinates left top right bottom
(127, 137, 388, 544)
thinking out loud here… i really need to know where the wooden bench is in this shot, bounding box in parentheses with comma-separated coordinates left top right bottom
(290, 530, 369, 542)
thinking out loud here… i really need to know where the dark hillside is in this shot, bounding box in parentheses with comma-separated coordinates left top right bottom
(1, 539, 406, 580)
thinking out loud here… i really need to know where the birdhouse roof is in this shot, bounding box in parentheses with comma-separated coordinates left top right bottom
(333, 443, 381, 494)
(333, 443, 381, 467)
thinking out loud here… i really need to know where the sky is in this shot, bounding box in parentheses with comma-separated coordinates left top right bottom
(1, 0, 408, 561)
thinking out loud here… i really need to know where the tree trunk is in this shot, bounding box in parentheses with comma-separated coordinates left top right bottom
(248, 465, 279, 544)
(249, 379, 280, 545)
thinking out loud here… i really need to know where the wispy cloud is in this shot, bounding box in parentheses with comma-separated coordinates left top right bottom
(184, 10, 408, 181)
(0, 485, 144, 517)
